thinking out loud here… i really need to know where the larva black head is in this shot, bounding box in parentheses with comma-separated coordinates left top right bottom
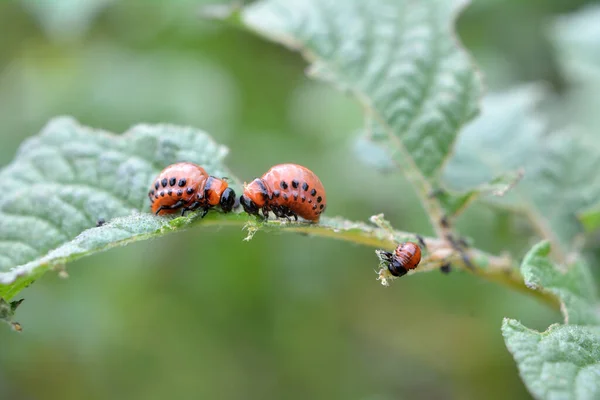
(240, 194, 259, 215)
(378, 249, 409, 277)
(388, 259, 409, 277)
(220, 187, 236, 212)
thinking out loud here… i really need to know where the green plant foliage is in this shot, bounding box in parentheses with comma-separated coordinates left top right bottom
(0, 114, 533, 315)
(228, 0, 529, 221)
(502, 242, 600, 399)
(1, 1, 600, 399)
(0, 116, 239, 299)
(551, 4, 600, 82)
(520, 242, 599, 326)
(502, 320, 600, 400)
(223, 1, 600, 398)
(239, 0, 481, 182)
(578, 204, 600, 233)
(0, 297, 24, 331)
(444, 86, 600, 256)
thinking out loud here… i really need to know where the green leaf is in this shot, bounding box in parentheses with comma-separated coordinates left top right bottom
(551, 4, 600, 82)
(578, 204, 600, 233)
(352, 114, 523, 217)
(236, 0, 482, 181)
(521, 241, 599, 326)
(503, 241, 600, 399)
(0, 116, 239, 299)
(443, 86, 600, 256)
(353, 135, 396, 174)
(502, 319, 600, 400)
(434, 169, 524, 217)
(443, 85, 544, 202)
(0, 297, 24, 332)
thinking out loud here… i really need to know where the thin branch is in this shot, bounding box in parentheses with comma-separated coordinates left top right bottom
(0, 211, 561, 312)
(240, 214, 561, 311)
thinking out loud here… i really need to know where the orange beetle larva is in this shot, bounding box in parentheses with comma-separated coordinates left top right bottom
(379, 242, 422, 277)
(240, 163, 326, 222)
(149, 162, 235, 217)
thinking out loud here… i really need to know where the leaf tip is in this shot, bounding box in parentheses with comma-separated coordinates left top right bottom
(1, 297, 24, 332)
(525, 240, 552, 260)
(492, 168, 525, 197)
(501, 318, 526, 335)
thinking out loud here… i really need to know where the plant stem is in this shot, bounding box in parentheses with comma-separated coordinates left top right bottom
(0, 211, 560, 312)
(232, 214, 561, 311)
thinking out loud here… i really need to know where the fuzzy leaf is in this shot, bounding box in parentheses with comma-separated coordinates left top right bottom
(520, 241, 599, 326)
(237, 0, 482, 181)
(551, 4, 600, 82)
(434, 169, 524, 216)
(578, 204, 600, 233)
(0, 297, 25, 331)
(0, 117, 239, 299)
(502, 319, 600, 400)
(503, 241, 600, 399)
(444, 86, 600, 252)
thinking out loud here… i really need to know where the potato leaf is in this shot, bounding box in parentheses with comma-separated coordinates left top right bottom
(443, 86, 600, 256)
(0, 116, 239, 299)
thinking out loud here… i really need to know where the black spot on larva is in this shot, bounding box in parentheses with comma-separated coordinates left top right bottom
(273, 190, 280, 198)
(312, 205, 317, 210)
(155, 181, 159, 190)
(177, 190, 183, 196)
(293, 193, 298, 200)
(310, 189, 317, 196)
(317, 196, 322, 203)
(280, 181, 288, 189)
(292, 180, 299, 188)
(187, 187, 194, 195)
(150, 190, 155, 195)
(178, 178, 186, 187)
(155, 194, 159, 199)
(262, 192, 269, 200)
(161, 178, 168, 187)
(320, 204, 324, 210)
(282, 194, 288, 200)
(308, 199, 312, 204)
(160, 191, 165, 197)
(169, 177, 176, 186)
(167, 190, 173, 196)
(302, 182, 309, 191)
(301, 196, 306, 202)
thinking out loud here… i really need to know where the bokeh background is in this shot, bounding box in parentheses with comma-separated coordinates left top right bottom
(1, 1, 599, 399)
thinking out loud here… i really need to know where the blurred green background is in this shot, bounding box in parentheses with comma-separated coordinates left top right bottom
(0, 1, 598, 399)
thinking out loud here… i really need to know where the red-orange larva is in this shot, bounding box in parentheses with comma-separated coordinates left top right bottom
(148, 162, 235, 217)
(240, 163, 326, 222)
(380, 242, 422, 277)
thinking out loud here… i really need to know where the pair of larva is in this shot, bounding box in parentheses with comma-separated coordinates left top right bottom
(148, 162, 327, 222)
